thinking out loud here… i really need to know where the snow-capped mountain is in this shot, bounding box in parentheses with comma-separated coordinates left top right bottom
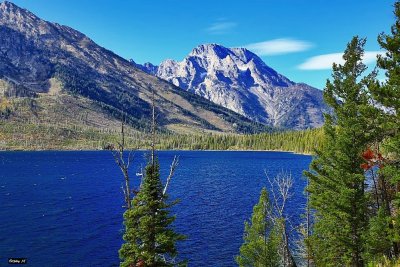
(136, 44, 328, 129)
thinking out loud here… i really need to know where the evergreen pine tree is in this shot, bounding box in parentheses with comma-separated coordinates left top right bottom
(236, 188, 281, 267)
(305, 37, 372, 266)
(375, 0, 400, 200)
(119, 157, 185, 267)
(119, 87, 185, 267)
(367, 0, 400, 259)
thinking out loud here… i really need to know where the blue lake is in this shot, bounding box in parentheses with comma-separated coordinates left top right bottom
(0, 151, 311, 266)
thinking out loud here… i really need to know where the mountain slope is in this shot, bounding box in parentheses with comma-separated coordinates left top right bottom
(138, 44, 328, 129)
(0, 1, 266, 134)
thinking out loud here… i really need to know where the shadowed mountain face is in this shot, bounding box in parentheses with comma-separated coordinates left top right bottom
(137, 44, 328, 129)
(0, 1, 266, 134)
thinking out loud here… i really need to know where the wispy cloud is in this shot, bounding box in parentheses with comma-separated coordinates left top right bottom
(244, 38, 313, 56)
(298, 51, 384, 70)
(206, 20, 237, 35)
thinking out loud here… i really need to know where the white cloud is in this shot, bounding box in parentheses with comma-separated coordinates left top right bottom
(298, 51, 385, 70)
(244, 38, 313, 56)
(206, 21, 237, 35)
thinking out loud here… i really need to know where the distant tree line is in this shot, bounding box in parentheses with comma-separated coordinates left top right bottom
(149, 129, 324, 154)
(0, 119, 324, 154)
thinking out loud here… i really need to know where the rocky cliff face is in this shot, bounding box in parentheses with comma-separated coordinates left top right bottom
(0, 1, 266, 133)
(138, 44, 327, 129)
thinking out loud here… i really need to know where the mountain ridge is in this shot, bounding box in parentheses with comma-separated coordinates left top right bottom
(0, 1, 268, 134)
(135, 43, 328, 129)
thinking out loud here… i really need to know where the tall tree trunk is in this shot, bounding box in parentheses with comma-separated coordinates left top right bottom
(281, 221, 297, 267)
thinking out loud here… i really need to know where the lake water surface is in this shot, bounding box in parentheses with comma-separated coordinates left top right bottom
(0, 151, 311, 266)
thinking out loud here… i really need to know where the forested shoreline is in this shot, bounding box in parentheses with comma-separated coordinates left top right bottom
(0, 122, 324, 154)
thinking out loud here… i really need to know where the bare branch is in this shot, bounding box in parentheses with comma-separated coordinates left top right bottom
(265, 170, 297, 267)
(137, 165, 144, 190)
(121, 183, 127, 208)
(163, 155, 179, 196)
(265, 170, 280, 216)
(108, 116, 133, 209)
(151, 86, 156, 165)
(127, 150, 134, 169)
(275, 171, 293, 215)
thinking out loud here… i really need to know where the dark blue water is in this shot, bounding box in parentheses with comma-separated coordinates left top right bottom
(0, 151, 311, 267)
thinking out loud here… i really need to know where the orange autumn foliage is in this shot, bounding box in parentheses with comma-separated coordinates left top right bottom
(360, 148, 385, 171)
(362, 148, 375, 161)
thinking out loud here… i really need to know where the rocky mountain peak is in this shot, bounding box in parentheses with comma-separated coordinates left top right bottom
(130, 59, 159, 75)
(189, 44, 260, 65)
(155, 43, 294, 92)
(1, 1, 20, 13)
(0, 0, 57, 37)
(189, 43, 229, 58)
(150, 43, 327, 129)
(1, 1, 37, 24)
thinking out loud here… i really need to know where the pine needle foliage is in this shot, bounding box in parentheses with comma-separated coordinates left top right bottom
(236, 188, 281, 267)
(305, 37, 373, 266)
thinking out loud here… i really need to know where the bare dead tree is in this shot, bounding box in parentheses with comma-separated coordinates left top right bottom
(108, 86, 180, 212)
(151, 85, 156, 166)
(148, 85, 179, 197)
(109, 114, 134, 209)
(266, 170, 297, 267)
(293, 176, 314, 267)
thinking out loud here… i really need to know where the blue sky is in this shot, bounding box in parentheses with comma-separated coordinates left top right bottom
(10, 0, 395, 88)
